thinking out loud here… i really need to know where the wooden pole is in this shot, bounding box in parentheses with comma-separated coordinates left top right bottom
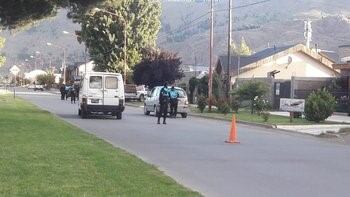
(208, 0, 214, 112)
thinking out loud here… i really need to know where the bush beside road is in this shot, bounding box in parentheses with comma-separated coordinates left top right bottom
(189, 106, 324, 126)
(0, 95, 200, 196)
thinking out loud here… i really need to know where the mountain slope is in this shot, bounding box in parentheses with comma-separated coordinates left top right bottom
(1, 0, 350, 75)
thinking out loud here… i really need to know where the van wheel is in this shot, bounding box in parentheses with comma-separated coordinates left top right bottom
(144, 105, 150, 115)
(116, 112, 122, 120)
(181, 113, 188, 118)
(81, 105, 88, 119)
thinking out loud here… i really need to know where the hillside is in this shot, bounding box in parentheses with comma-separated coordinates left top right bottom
(1, 0, 350, 74)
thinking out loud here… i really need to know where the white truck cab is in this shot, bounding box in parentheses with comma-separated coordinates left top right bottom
(78, 72, 125, 119)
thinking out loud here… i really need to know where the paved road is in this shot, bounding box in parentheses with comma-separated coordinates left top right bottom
(21, 94, 350, 197)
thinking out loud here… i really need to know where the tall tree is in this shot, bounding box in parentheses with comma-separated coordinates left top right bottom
(239, 37, 252, 56)
(231, 37, 253, 56)
(0, 0, 105, 29)
(133, 48, 184, 88)
(78, 0, 161, 73)
(0, 36, 5, 67)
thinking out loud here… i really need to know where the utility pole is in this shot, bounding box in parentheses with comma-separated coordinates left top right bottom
(304, 19, 312, 49)
(208, 0, 214, 112)
(227, 0, 232, 98)
(124, 20, 127, 84)
(84, 46, 87, 74)
(63, 49, 67, 85)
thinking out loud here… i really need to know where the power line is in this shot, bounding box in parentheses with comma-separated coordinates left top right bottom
(159, 0, 272, 41)
(215, 0, 271, 13)
(158, 11, 210, 40)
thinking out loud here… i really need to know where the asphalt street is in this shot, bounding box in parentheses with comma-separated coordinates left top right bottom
(21, 93, 350, 197)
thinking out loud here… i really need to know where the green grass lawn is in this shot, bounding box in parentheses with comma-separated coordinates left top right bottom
(0, 95, 200, 196)
(190, 106, 337, 125)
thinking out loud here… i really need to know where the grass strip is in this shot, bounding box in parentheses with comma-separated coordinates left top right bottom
(0, 95, 200, 196)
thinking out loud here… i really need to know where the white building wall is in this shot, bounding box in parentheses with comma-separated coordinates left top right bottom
(235, 52, 336, 81)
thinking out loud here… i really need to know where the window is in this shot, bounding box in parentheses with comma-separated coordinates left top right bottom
(105, 77, 118, 89)
(177, 89, 186, 98)
(89, 76, 102, 89)
(275, 83, 280, 96)
(150, 88, 156, 97)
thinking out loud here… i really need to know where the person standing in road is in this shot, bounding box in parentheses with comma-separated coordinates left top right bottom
(75, 84, 80, 99)
(59, 84, 65, 100)
(158, 83, 170, 124)
(169, 86, 179, 118)
(65, 85, 70, 100)
(70, 86, 76, 104)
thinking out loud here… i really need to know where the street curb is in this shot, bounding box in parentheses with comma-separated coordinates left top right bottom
(188, 113, 276, 129)
(125, 103, 277, 129)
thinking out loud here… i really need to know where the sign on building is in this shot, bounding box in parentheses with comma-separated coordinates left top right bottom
(280, 98, 305, 112)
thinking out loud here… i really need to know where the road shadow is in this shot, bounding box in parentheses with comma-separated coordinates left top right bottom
(58, 114, 81, 119)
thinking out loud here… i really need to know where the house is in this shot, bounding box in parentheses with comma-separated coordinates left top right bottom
(65, 61, 95, 83)
(216, 44, 340, 109)
(216, 44, 338, 83)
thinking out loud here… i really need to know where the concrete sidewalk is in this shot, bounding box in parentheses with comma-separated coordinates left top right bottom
(271, 111, 350, 124)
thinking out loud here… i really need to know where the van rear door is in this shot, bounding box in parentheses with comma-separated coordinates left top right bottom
(103, 75, 120, 106)
(88, 75, 103, 105)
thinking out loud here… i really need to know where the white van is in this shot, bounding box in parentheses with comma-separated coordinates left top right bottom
(78, 72, 125, 119)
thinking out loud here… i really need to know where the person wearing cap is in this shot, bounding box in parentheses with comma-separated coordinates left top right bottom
(158, 83, 170, 124)
(169, 86, 179, 118)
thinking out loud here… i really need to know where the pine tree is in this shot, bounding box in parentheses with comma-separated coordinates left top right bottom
(239, 37, 252, 56)
(230, 37, 253, 56)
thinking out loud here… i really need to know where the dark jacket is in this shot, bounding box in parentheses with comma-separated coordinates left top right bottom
(159, 87, 170, 104)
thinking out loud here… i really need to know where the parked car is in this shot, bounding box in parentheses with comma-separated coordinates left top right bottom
(136, 85, 148, 102)
(34, 85, 44, 91)
(124, 84, 148, 101)
(28, 84, 35, 89)
(124, 84, 138, 101)
(78, 72, 125, 119)
(143, 86, 188, 118)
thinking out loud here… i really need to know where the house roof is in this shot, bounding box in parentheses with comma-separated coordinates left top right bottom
(217, 44, 337, 75)
(320, 51, 339, 63)
(217, 45, 296, 73)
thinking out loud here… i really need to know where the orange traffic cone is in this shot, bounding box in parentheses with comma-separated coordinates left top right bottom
(225, 114, 240, 144)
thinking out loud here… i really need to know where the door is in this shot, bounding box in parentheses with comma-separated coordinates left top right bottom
(88, 75, 103, 105)
(274, 81, 291, 109)
(148, 87, 159, 111)
(103, 76, 119, 106)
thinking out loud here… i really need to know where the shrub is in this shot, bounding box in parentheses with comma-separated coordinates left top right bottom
(217, 98, 231, 114)
(36, 73, 55, 89)
(197, 95, 207, 113)
(305, 89, 336, 123)
(230, 96, 240, 113)
(253, 96, 271, 115)
(235, 80, 268, 114)
(261, 112, 270, 122)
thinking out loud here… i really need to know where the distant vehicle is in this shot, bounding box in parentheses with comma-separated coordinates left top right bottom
(34, 85, 44, 91)
(124, 84, 137, 101)
(124, 84, 148, 101)
(144, 86, 188, 118)
(28, 84, 35, 89)
(78, 72, 125, 119)
(136, 85, 148, 102)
